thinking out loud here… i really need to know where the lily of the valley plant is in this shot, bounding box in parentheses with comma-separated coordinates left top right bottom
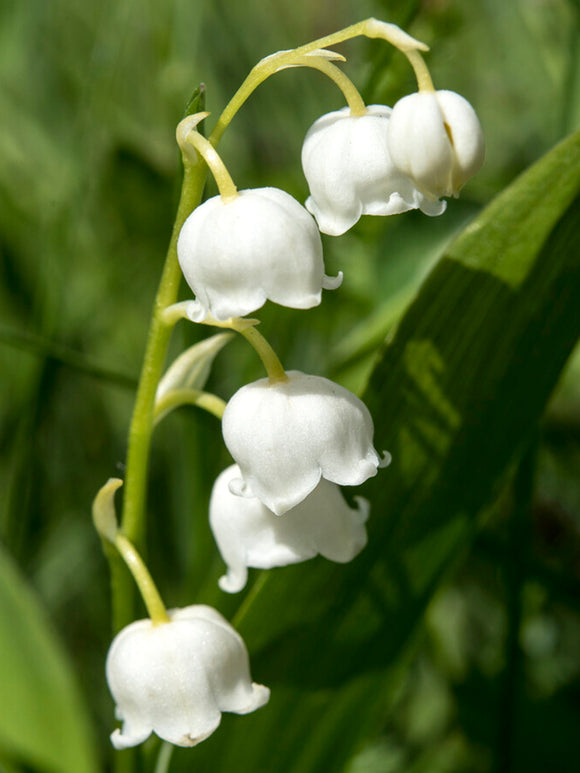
(91, 16, 484, 769)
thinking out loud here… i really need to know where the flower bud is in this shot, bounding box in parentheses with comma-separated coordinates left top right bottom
(387, 90, 485, 200)
(177, 187, 342, 321)
(222, 370, 386, 515)
(106, 605, 269, 749)
(301, 105, 446, 236)
(210, 464, 370, 592)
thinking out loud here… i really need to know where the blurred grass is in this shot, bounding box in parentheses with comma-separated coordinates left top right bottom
(1, 0, 580, 772)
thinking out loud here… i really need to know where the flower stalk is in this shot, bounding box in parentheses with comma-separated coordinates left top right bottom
(210, 17, 429, 144)
(113, 534, 170, 625)
(405, 49, 435, 92)
(232, 321, 287, 384)
(177, 114, 238, 201)
(293, 55, 367, 116)
(121, 164, 206, 549)
(160, 305, 287, 383)
(153, 387, 227, 424)
(93, 479, 170, 625)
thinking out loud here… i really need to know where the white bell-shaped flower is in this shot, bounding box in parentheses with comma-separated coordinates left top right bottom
(301, 105, 446, 236)
(387, 90, 485, 200)
(210, 464, 370, 593)
(177, 187, 342, 321)
(106, 605, 269, 749)
(222, 370, 385, 515)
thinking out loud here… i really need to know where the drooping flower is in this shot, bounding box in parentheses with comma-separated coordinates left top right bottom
(301, 105, 446, 236)
(222, 370, 386, 515)
(210, 464, 370, 592)
(106, 605, 269, 749)
(387, 90, 485, 200)
(177, 187, 342, 322)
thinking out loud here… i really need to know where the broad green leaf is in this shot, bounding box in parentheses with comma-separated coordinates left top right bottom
(330, 202, 478, 376)
(190, 130, 580, 773)
(0, 543, 98, 773)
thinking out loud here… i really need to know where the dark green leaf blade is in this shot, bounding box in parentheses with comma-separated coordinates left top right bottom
(190, 131, 580, 773)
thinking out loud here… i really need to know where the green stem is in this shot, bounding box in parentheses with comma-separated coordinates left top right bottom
(114, 534, 170, 624)
(293, 55, 366, 115)
(117, 160, 207, 631)
(154, 743, 175, 773)
(154, 388, 227, 423)
(161, 309, 287, 384)
(209, 18, 428, 145)
(235, 323, 287, 383)
(92, 479, 170, 626)
(405, 49, 435, 92)
(179, 120, 238, 201)
(122, 162, 205, 544)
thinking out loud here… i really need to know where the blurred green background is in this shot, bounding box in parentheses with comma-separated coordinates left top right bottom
(1, 0, 580, 771)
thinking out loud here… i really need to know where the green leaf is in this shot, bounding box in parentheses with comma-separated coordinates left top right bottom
(190, 130, 580, 773)
(0, 543, 98, 773)
(184, 83, 206, 120)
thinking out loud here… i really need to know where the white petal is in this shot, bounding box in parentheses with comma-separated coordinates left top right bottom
(219, 566, 248, 594)
(110, 722, 152, 751)
(388, 92, 453, 198)
(388, 90, 484, 199)
(322, 271, 343, 290)
(434, 90, 485, 192)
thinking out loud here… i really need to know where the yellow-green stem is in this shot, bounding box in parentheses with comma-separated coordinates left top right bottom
(210, 18, 428, 144)
(294, 56, 366, 115)
(117, 160, 206, 631)
(235, 323, 287, 383)
(122, 162, 205, 544)
(114, 534, 170, 625)
(405, 49, 435, 92)
(154, 743, 175, 773)
(160, 308, 286, 384)
(154, 388, 226, 424)
(179, 118, 238, 201)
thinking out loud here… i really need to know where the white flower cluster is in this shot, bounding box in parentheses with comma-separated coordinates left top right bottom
(176, 86, 482, 590)
(302, 90, 484, 236)
(178, 93, 484, 311)
(106, 28, 484, 754)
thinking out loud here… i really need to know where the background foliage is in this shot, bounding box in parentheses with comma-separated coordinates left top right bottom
(1, 1, 579, 772)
